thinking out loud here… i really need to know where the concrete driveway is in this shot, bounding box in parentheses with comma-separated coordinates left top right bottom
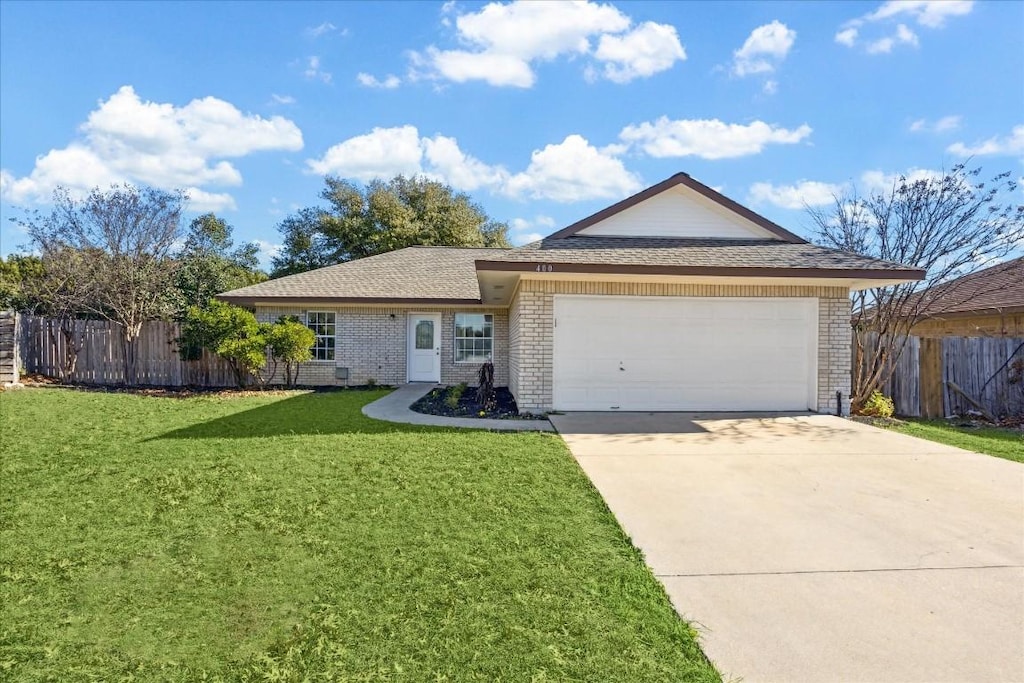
(549, 413, 1024, 683)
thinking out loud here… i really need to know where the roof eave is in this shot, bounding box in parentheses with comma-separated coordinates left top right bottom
(216, 294, 484, 306)
(475, 260, 926, 281)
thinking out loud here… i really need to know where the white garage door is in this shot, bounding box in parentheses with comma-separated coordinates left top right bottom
(553, 295, 818, 412)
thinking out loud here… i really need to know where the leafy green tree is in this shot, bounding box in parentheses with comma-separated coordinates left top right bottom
(173, 213, 266, 313)
(265, 316, 315, 386)
(0, 254, 45, 311)
(178, 300, 267, 388)
(266, 208, 334, 277)
(271, 175, 510, 277)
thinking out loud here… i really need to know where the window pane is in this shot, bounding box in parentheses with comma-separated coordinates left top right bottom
(416, 320, 434, 349)
(306, 311, 336, 360)
(454, 313, 493, 361)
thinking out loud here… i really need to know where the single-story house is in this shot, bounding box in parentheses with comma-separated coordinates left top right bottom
(906, 256, 1023, 338)
(219, 173, 923, 414)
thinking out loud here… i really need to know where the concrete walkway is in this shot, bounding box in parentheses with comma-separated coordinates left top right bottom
(550, 412, 1024, 683)
(362, 383, 554, 431)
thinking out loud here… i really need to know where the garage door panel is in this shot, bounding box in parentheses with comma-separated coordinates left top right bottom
(553, 296, 817, 412)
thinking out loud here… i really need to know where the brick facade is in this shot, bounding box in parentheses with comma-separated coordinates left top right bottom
(508, 279, 852, 415)
(254, 280, 854, 416)
(255, 306, 508, 387)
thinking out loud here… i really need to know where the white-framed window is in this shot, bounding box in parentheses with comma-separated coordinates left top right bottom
(454, 313, 493, 363)
(306, 311, 336, 361)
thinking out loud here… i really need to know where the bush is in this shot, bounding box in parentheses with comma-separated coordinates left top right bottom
(859, 390, 895, 418)
(265, 316, 315, 386)
(445, 382, 468, 410)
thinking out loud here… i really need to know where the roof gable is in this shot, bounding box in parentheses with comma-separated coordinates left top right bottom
(549, 173, 806, 243)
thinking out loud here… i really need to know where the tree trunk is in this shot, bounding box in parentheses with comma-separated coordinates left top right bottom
(119, 322, 143, 385)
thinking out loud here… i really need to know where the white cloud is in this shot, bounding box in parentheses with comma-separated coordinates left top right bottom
(254, 239, 283, 268)
(509, 215, 556, 244)
(415, 47, 536, 87)
(184, 187, 237, 212)
(619, 117, 812, 160)
(307, 126, 425, 180)
(865, 23, 918, 54)
(867, 0, 974, 28)
(860, 167, 945, 193)
(593, 21, 686, 83)
(306, 126, 510, 192)
(504, 134, 642, 202)
(270, 93, 296, 105)
(0, 85, 303, 206)
(763, 79, 778, 95)
(304, 56, 332, 83)
(837, 1, 972, 52)
(947, 125, 1024, 157)
(422, 135, 510, 191)
(408, 0, 683, 87)
(305, 22, 338, 38)
(834, 27, 859, 46)
(356, 72, 401, 89)
(909, 115, 961, 133)
(308, 127, 640, 203)
(749, 180, 843, 209)
(732, 20, 796, 77)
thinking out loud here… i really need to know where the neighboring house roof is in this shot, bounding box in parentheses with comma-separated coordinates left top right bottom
(912, 257, 1024, 318)
(475, 237, 922, 279)
(220, 246, 503, 305)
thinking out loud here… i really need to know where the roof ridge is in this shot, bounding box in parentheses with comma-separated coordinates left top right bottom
(406, 245, 512, 250)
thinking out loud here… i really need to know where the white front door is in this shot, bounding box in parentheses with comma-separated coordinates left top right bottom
(407, 313, 441, 382)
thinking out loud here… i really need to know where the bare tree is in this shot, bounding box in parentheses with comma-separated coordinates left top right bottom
(808, 164, 1024, 412)
(23, 247, 96, 379)
(17, 185, 185, 384)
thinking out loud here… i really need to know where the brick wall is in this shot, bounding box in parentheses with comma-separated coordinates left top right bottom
(508, 279, 852, 414)
(255, 306, 508, 387)
(508, 290, 521, 398)
(818, 296, 853, 415)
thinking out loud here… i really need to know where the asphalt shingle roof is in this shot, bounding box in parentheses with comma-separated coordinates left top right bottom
(914, 256, 1024, 316)
(219, 238, 923, 304)
(477, 237, 919, 272)
(219, 246, 503, 302)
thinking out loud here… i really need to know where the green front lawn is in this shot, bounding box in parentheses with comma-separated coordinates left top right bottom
(887, 418, 1024, 463)
(0, 388, 718, 682)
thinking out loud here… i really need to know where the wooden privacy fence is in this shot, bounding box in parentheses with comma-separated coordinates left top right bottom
(860, 332, 1024, 419)
(18, 315, 238, 387)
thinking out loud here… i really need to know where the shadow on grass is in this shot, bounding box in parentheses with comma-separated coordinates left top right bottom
(152, 390, 436, 440)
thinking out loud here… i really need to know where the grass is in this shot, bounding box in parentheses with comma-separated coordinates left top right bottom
(0, 387, 719, 682)
(885, 418, 1024, 463)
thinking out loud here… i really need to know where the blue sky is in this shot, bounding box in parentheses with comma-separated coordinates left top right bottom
(1, 0, 1021, 266)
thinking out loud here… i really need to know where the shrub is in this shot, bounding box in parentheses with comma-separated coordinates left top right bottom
(445, 382, 467, 410)
(265, 316, 315, 387)
(859, 390, 895, 418)
(178, 300, 266, 388)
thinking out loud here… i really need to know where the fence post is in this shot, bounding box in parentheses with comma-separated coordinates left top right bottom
(919, 337, 943, 418)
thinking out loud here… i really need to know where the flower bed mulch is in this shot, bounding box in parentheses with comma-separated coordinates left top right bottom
(411, 385, 547, 420)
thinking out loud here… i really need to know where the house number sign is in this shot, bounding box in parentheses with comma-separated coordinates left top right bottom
(535, 264, 554, 272)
